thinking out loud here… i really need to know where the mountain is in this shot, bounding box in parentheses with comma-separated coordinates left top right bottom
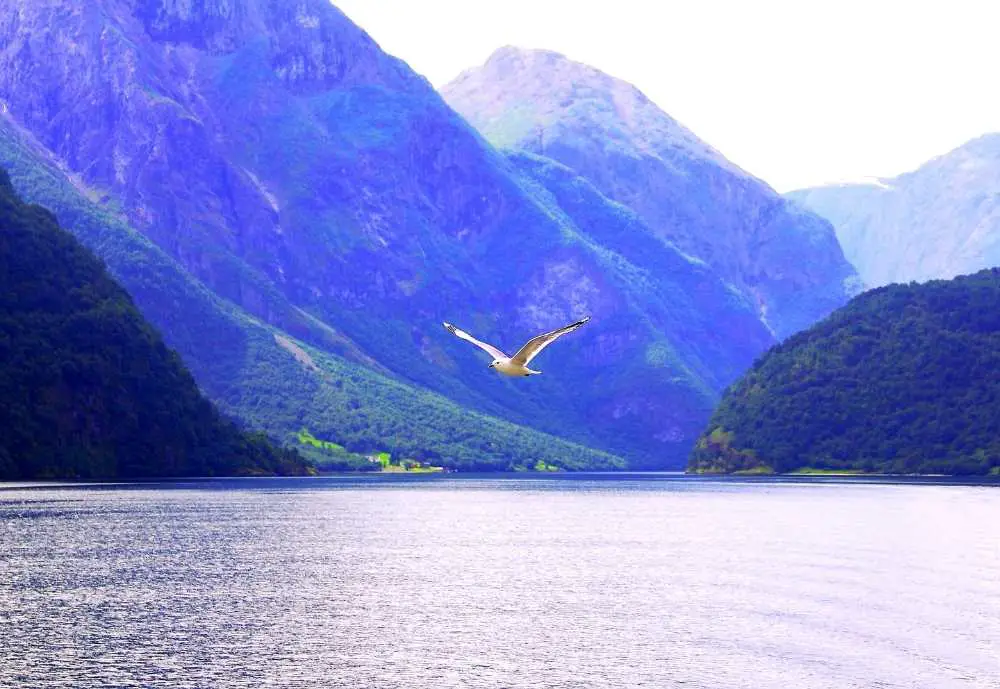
(442, 47, 861, 338)
(0, 119, 622, 472)
(0, 0, 653, 468)
(787, 134, 1000, 287)
(0, 168, 308, 479)
(0, 2, 841, 468)
(688, 269, 1000, 476)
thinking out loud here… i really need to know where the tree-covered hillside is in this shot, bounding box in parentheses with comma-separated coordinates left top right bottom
(0, 169, 307, 479)
(689, 270, 1000, 475)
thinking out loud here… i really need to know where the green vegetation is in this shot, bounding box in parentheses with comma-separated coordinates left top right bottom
(295, 428, 374, 472)
(0, 169, 307, 479)
(689, 270, 1000, 476)
(733, 466, 776, 476)
(298, 428, 346, 452)
(296, 429, 445, 473)
(378, 463, 443, 474)
(234, 331, 626, 472)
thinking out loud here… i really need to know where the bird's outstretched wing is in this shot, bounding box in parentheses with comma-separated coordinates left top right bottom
(511, 316, 591, 366)
(443, 322, 508, 360)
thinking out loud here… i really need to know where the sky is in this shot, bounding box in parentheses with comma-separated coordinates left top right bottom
(333, 0, 1000, 192)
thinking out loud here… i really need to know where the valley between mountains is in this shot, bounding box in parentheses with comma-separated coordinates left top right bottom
(10, 0, 995, 476)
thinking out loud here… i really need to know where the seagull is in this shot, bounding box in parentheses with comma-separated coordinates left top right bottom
(443, 316, 591, 377)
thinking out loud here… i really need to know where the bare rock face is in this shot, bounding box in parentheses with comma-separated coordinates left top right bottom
(0, 0, 803, 466)
(443, 47, 861, 338)
(787, 134, 1000, 288)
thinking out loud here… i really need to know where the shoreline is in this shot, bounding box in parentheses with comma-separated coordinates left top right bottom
(4, 471, 999, 489)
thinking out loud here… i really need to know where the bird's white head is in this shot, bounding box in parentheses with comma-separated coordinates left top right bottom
(489, 359, 501, 369)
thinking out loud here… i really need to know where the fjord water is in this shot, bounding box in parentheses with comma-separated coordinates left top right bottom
(2, 477, 998, 688)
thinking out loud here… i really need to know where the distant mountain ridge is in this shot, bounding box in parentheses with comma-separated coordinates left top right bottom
(0, 1, 853, 467)
(787, 134, 1000, 287)
(446, 47, 743, 176)
(442, 46, 861, 338)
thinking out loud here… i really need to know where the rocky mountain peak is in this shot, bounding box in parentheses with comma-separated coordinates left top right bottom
(483, 45, 565, 68)
(444, 46, 740, 176)
(99, 0, 419, 93)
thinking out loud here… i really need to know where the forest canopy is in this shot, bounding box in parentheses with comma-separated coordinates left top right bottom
(689, 269, 1000, 476)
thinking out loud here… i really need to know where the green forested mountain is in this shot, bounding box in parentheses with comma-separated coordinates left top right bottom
(0, 169, 309, 479)
(689, 270, 1000, 475)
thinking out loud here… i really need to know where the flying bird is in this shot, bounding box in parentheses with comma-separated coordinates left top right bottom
(443, 316, 591, 377)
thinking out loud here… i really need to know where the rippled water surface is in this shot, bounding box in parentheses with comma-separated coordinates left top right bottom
(2, 476, 999, 688)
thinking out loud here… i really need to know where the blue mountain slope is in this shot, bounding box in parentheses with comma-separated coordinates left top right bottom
(0, 0, 835, 466)
(443, 47, 861, 338)
(0, 118, 622, 471)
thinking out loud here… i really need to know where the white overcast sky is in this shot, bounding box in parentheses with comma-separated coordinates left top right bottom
(334, 0, 1000, 191)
